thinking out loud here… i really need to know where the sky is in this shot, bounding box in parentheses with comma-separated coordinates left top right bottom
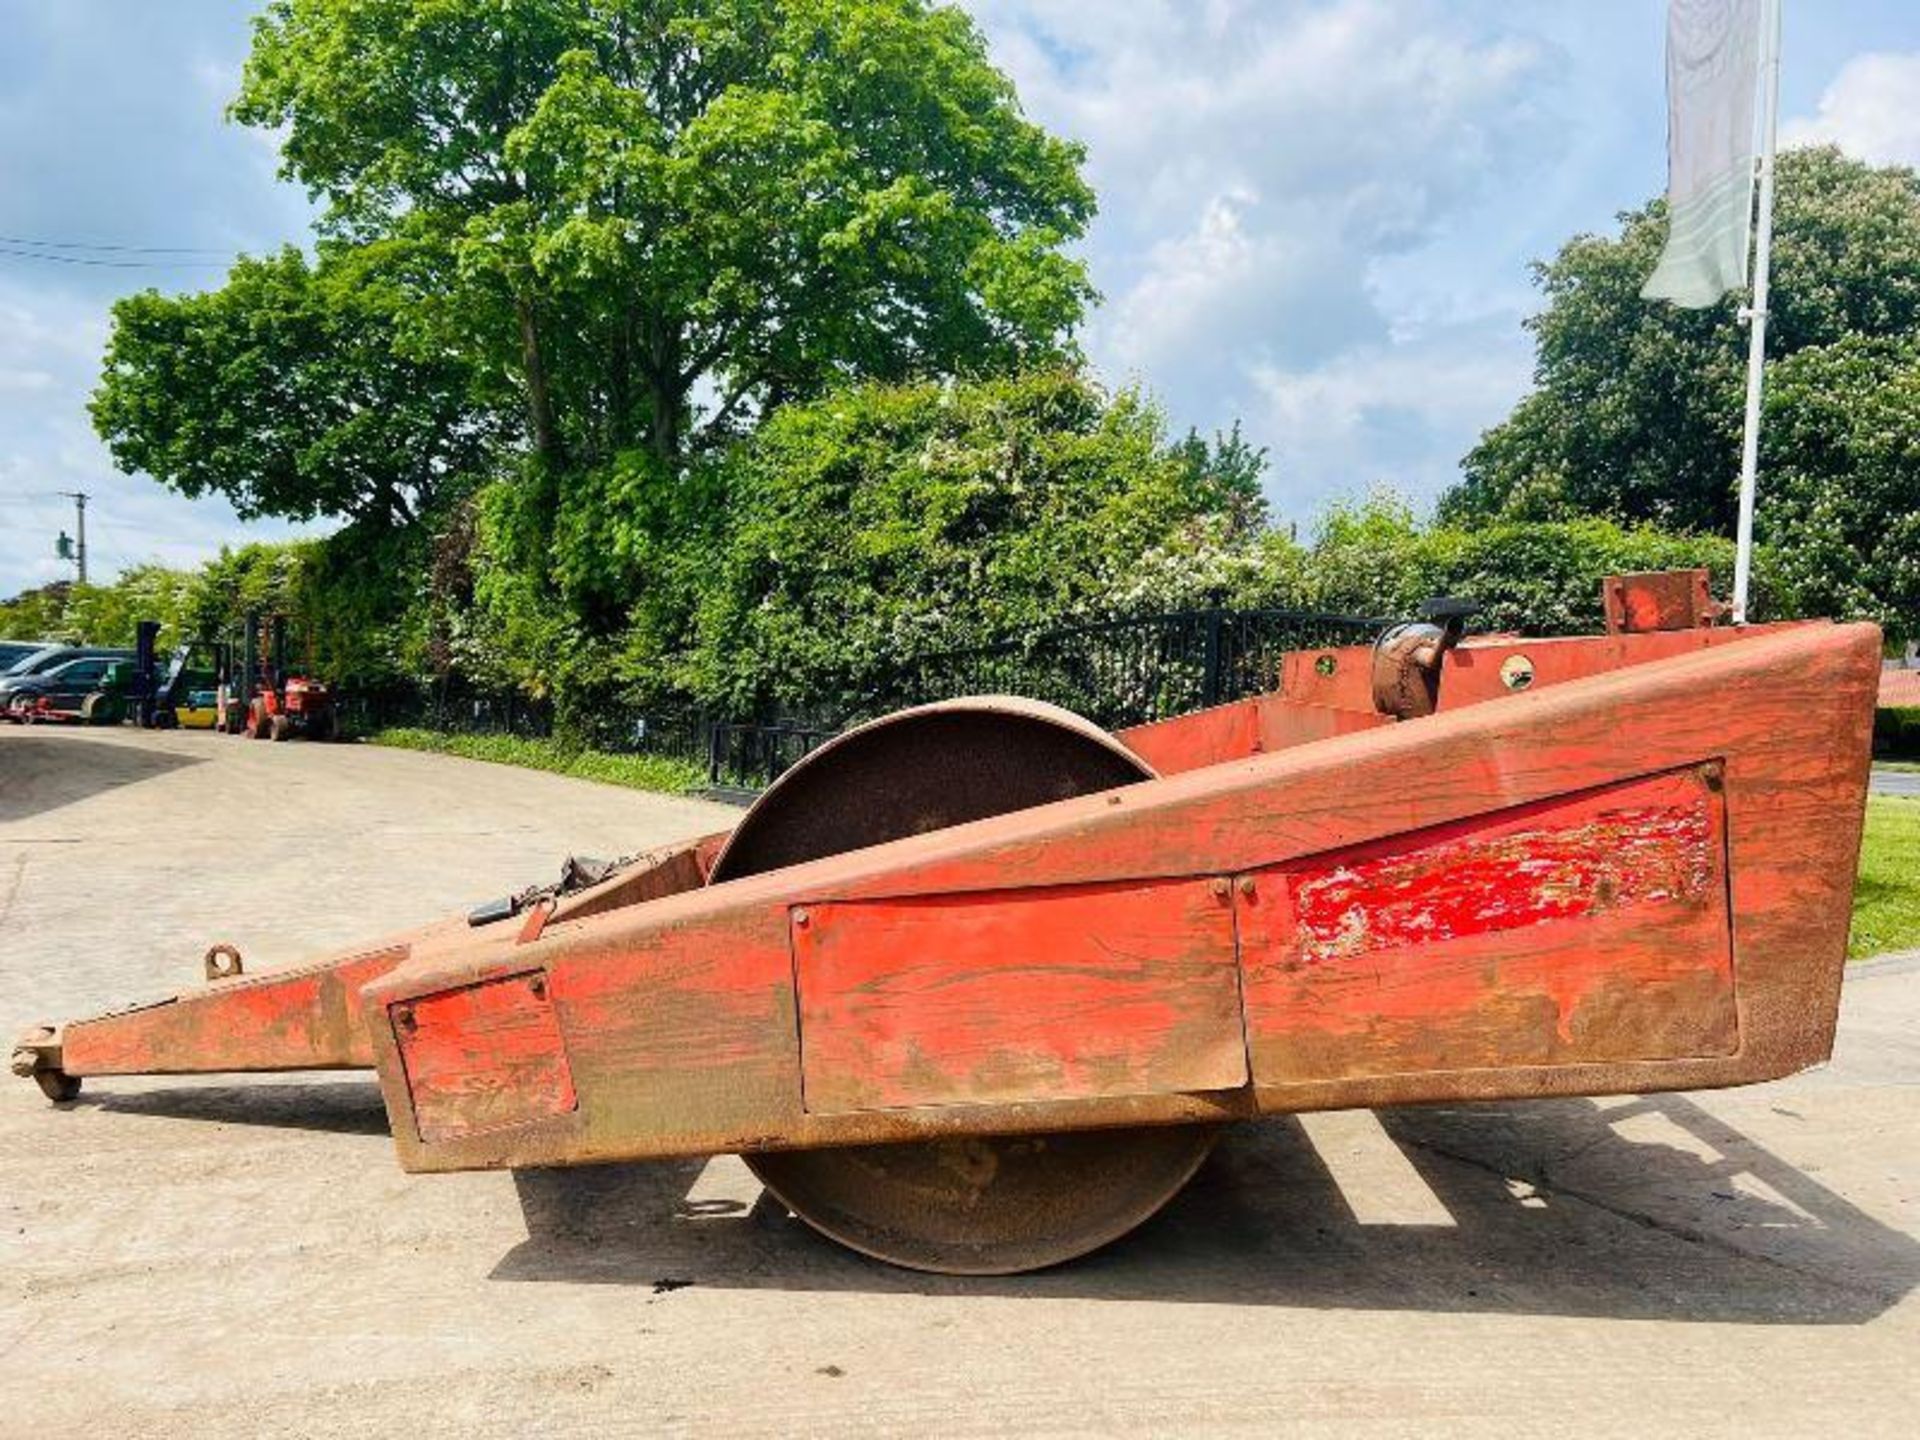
(3, 0, 1920, 599)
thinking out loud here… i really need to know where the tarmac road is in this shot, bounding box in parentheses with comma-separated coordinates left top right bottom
(1, 725, 1916, 1438)
(1871, 765, 1920, 797)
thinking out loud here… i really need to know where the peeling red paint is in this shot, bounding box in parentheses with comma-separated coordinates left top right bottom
(1239, 768, 1737, 1082)
(1291, 799, 1714, 962)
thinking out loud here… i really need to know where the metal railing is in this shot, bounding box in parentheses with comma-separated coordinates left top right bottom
(865, 607, 1391, 729)
(338, 606, 1392, 792)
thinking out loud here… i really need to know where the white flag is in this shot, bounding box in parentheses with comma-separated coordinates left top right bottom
(1642, 0, 1767, 308)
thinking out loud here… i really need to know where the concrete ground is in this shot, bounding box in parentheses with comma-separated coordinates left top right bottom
(1, 725, 1916, 1438)
(1871, 765, 1920, 797)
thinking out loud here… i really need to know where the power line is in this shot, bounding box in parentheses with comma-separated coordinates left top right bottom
(0, 233, 231, 255)
(0, 243, 227, 271)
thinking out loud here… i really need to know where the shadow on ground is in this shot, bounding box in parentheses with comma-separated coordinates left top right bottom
(76, 1078, 391, 1136)
(76, 1079, 1917, 1323)
(489, 1095, 1920, 1324)
(0, 734, 205, 823)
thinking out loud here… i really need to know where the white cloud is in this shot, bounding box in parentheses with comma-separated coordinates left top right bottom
(11, 0, 1844, 600)
(1249, 311, 1534, 513)
(1783, 51, 1920, 167)
(964, 0, 1567, 519)
(0, 3, 317, 599)
(0, 279, 326, 600)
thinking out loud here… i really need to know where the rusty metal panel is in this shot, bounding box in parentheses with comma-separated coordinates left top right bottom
(1277, 643, 1377, 709)
(552, 829, 731, 925)
(372, 622, 1875, 1174)
(1239, 767, 1736, 1083)
(791, 878, 1247, 1114)
(63, 943, 410, 1075)
(395, 971, 577, 1142)
(1118, 699, 1261, 773)
(1605, 569, 1716, 634)
(382, 622, 1875, 1173)
(1436, 624, 1807, 711)
(1119, 694, 1387, 774)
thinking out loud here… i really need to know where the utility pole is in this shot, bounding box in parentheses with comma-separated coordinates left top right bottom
(1732, 0, 1782, 625)
(56, 491, 88, 585)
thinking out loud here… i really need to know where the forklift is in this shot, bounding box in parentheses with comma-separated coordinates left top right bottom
(212, 613, 340, 742)
(130, 621, 224, 730)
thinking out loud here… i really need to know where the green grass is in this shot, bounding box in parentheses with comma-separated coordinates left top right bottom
(1852, 795, 1920, 959)
(368, 727, 705, 797)
(1874, 758, 1920, 773)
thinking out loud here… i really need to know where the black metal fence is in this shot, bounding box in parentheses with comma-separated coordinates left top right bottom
(341, 606, 1392, 792)
(866, 607, 1391, 731)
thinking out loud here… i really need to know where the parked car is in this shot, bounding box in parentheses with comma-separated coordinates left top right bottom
(3, 654, 136, 723)
(2, 644, 134, 684)
(0, 640, 53, 672)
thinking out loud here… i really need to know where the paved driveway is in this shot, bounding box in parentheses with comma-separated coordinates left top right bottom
(1872, 766, 1920, 797)
(2, 727, 1915, 1437)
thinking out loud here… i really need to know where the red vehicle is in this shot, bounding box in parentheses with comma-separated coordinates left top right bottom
(243, 673, 340, 742)
(10, 573, 1882, 1275)
(214, 613, 340, 741)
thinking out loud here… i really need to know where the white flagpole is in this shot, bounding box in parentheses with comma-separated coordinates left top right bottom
(1732, 0, 1782, 624)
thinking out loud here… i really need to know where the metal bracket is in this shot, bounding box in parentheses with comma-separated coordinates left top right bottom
(1418, 595, 1482, 648)
(517, 897, 557, 945)
(10, 1024, 79, 1102)
(204, 944, 245, 981)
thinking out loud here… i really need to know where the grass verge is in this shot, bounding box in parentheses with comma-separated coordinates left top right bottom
(1874, 758, 1920, 773)
(368, 727, 705, 797)
(1852, 795, 1920, 959)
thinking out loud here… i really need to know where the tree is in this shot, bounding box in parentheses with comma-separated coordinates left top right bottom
(1109, 492, 1769, 636)
(231, 0, 1095, 527)
(93, 247, 504, 530)
(668, 369, 1266, 713)
(1760, 337, 1920, 638)
(1446, 148, 1920, 540)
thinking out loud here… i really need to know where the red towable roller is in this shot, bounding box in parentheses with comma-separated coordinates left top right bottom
(11, 571, 1881, 1274)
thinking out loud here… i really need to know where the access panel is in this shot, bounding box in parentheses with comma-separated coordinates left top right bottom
(791, 877, 1247, 1114)
(1238, 766, 1738, 1084)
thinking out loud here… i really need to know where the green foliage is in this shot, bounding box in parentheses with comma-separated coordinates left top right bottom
(367, 727, 702, 795)
(1760, 338, 1920, 637)
(1851, 798, 1920, 959)
(0, 584, 75, 643)
(673, 369, 1267, 712)
(1102, 493, 1766, 636)
(1, 563, 248, 653)
(1447, 146, 1920, 638)
(179, 542, 307, 640)
(228, 0, 1095, 623)
(1878, 707, 1920, 759)
(5, 482, 1778, 730)
(93, 247, 502, 529)
(0, 537, 423, 689)
(56, 567, 203, 647)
